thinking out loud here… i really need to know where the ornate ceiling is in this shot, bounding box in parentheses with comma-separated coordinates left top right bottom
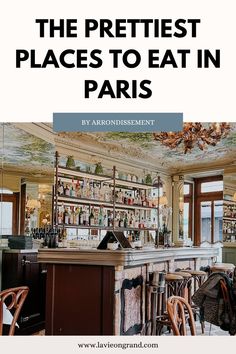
(58, 125, 236, 174)
(0, 123, 54, 180)
(1, 122, 236, 177)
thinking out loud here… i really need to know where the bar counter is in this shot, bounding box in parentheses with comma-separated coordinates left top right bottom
(38, 246, 219, 335)
(38, 246, 219, 267)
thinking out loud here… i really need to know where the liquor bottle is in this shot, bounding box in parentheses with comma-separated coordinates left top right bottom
(118, 189, 123, 203)
(65, 184, 70, 196)
(44, 231, 49, 247)
(64, 208, 69, 224)
(71, 185, 76, 197)
(86, 179, 91, 199)
(103, 214, 108, 227)
(114, 215, 119, 228)
(152, 217, 157, 228)
(58, 179, 64, 195)
(84, 207, 89, 226)
(123, 192, 128, 205)
(129, 213, 134, 228)
(98, 207, 104, 226)
(129, 193, 134, 205)
(124, 213, 128, 228)
(68, 207, 72, 224)
(108, 211, 113, 227)
(119, 215, 124, 228)
(139, 217, 144, 228)
(74, 207, 79, 225)
(81, 179, 85, 198)
(94, 184, 100, 200)
(94, 208, 98, 226)
(134, 217, 139, 229)
(90, 181, 94, 199)
(148, 193, 153, 207)
(89, 208, 95, 226)
(76, 179, 80, 197)
(106, 184, 111, 202)
(143, 218, 147, 228)
(142, 197, 147, 207)
(79, 207, 83, 225)
(114, 189, 119, 202)
(58, 205, 64, 224)
(147, 217, 152, 228)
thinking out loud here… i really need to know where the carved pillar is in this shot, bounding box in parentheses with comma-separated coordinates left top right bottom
(172, 175, 184, 246)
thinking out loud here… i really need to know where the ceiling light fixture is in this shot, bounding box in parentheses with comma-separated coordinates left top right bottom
(153, 122, 231, 154)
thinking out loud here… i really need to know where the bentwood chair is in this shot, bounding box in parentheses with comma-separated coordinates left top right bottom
(167, 295, 196, 336)
(0, 286, 29, 335)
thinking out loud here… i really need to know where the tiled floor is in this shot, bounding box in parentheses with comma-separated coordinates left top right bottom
(196, 321, 230, 336)
(33, 324, 230, 336)
(163, 321, 230, 336)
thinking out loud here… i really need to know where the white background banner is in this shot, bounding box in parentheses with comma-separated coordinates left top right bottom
(1, 0, 235, 122)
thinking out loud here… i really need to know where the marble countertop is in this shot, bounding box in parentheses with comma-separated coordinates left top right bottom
(38, 246, 219, 267)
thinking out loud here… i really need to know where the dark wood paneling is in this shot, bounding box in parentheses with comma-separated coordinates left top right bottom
(45, 264, 54, 335)
(101, 267, 114, 334)
(45, 264, 114, 335)
(2, 252, 46, 335)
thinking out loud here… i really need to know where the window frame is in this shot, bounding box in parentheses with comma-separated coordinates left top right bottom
(0, 193, 19, 235)
(183, 182, 193, 240)
(194, 176, 223, 245)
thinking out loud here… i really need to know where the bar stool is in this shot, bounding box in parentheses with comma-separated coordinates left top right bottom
(181, 269, 207, 294)
(174, 271, 192, 302)
(178, 269, 207, 334)
(210, 263, 235, 277)
(155, 273, 185, 335)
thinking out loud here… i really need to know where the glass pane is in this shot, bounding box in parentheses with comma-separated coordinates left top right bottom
(201, 181, 223, 193)
(214, 200, 223, 242)
(184, 184, 190, 195)
(0, 188, 13, 194)
(201, 201, 212, 242)
(183, 202, 189, 238)
(0, 202, 13, 235)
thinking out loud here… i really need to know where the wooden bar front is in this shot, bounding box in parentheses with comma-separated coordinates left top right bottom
(38, 247, 219, 335)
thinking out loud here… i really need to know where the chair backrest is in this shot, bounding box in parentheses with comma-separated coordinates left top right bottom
(167, 295, 196, 336)
(0, 286, 29, 335)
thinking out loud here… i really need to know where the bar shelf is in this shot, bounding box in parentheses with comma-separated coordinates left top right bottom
(56, 195, 157, 211)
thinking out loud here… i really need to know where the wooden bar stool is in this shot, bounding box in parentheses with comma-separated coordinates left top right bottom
(179, 269, 207, 334)
(174, 271, 192, 302)
(181, 269, 207, 294)
(146, 271, 166, 335)
(210, 263, 235, 277)
(155, 273, 185, 335)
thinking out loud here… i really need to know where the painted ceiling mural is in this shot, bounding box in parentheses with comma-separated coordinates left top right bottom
(58, 123, 236, 172)
(0, 123, 54, 176)
(1, 122, 236, 175)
